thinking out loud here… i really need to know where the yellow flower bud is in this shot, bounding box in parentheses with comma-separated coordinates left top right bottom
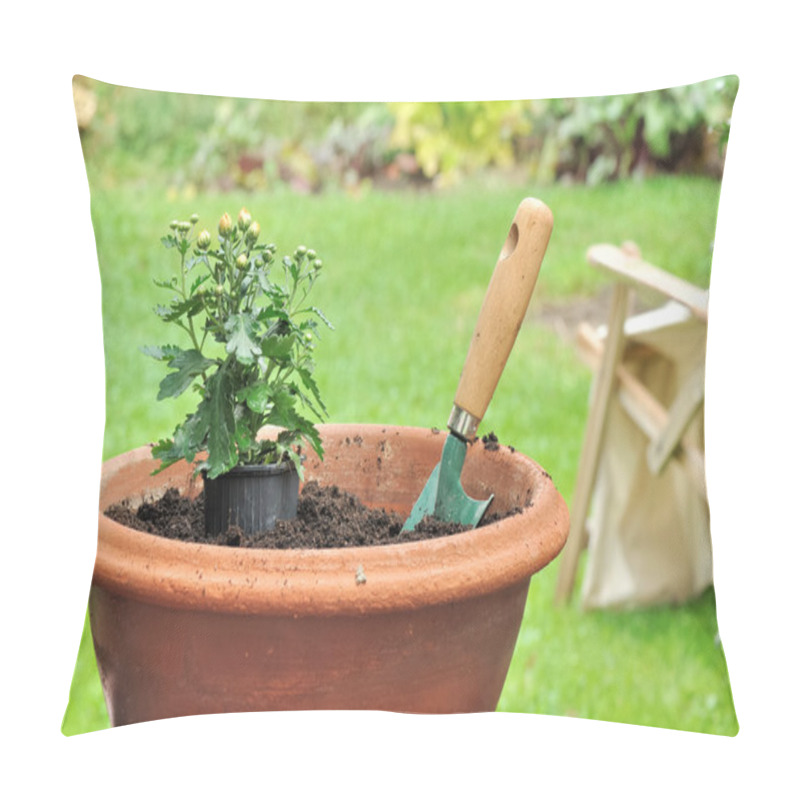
(237, 208, 252, 230)
(245, 221, 260, 243)
(218, 212, 233, 238)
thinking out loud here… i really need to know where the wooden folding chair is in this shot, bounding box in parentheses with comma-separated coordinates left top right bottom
(554, 242, 711, 607)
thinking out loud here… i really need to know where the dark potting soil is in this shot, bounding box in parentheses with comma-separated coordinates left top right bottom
(104, 432, 523, 549)
(106, 482, 521, 549)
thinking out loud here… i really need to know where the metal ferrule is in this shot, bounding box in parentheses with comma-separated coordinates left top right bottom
(447, 404, 480, 441)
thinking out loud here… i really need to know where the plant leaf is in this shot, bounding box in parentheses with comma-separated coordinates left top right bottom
(154, 295, 204, 323)
(224, 313, 262, 363)
(265, 388, 303, 430)
(257, 306, 290, 326)
(237, 382, 274, 415)
(296, 367, 328, 417)
(153, 277, 178, 290)
(151, 437, 179, 471)
(260, 334, 294, 359)
(280, 445, 306, 482)
(152, 402, 213, 474)
(311, 306, 335, 330)
(205, 367, 237, 478)
(157, 349, 215, 401)
(256, 270, 275, 295)
(171, 406, 211, 462)
(140, 344, 183, 361)
(234, 418, 259, 459)
(300, 425, 324, 460)
(190, 273, 211, 295)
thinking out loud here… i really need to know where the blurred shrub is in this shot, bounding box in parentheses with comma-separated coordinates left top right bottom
(524, 76, 739, 185)
(78, 79, 400, 192)
(387, 100, 531, 186)
(186, 99, 396, 192)
(385, 76, 737, 186)
(75, 77, 737, 191)
(309, 105, 399, 191)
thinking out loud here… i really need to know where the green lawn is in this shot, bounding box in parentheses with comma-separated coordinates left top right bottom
(61, 174, 737, 736)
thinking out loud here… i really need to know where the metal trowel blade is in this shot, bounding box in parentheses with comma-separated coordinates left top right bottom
(401, 434, 493, 532)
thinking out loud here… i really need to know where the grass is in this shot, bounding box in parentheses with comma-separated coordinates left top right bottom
(61, 173, 737, 737)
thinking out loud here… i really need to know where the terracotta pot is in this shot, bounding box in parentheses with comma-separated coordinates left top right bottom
(91, 424, 569, 725)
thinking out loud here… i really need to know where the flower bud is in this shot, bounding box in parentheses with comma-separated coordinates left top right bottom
(312, 258, 323, 270)
(236, 253, 248, 270)
(178, 221, 191, 233)
(295, 245, 308, 258)
(218, 212, 233, 238)
(215, 283, 224, 295)
(237, 208, 252, 230)
(245, 221, 260, 243)
(169, 220, 180, 230)
(197, 229, 211, 250)
(306, 249, 317, 260)
(190, 213, 199, 224)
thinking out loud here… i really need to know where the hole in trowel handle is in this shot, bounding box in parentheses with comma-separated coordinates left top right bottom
(499, 222, 519, 260)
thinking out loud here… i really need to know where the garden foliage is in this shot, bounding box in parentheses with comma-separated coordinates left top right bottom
(76, 76, 737, 192)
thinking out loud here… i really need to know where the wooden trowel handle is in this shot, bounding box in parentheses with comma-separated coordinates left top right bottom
(451, 198, 553, 436)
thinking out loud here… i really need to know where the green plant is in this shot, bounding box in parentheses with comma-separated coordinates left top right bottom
(145, 208, 332, 479)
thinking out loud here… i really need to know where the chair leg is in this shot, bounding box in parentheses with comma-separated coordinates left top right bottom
(554, 284, 630, 604)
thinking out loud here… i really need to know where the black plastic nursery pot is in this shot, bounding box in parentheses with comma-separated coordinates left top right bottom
(202, 462, 299, 535)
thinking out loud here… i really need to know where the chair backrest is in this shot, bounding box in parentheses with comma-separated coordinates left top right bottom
(588, 242, 709, 321)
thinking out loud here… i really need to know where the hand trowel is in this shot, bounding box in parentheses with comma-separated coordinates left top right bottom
(402, 198, 553, 531)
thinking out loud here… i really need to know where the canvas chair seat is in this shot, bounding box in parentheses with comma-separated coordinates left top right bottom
(554, 243, 712, 609)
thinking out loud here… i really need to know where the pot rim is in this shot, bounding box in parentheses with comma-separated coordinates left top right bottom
(203, 460, 297, 479)
(94, 424, 569, 616)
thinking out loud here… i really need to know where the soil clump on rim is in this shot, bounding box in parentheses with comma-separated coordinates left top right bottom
(105, 433, 525, 549)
